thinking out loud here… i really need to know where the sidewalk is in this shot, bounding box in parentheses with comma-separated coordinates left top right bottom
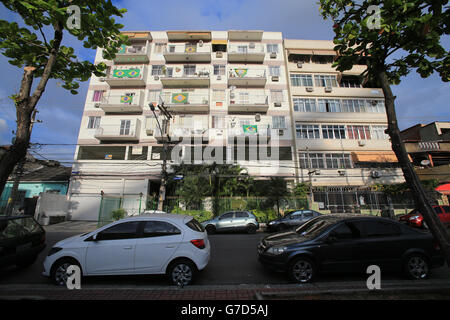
(43, 221, 98, 233)
(1, 280, 450, 300)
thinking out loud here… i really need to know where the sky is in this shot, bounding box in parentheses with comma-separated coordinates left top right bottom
(0, 0, 449, 165)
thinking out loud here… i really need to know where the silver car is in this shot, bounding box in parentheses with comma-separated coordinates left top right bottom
(201, 211, 259, 234)
(266, 209, 322, 232)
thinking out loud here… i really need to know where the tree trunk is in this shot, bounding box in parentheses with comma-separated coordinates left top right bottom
(376, 69, 450, 267)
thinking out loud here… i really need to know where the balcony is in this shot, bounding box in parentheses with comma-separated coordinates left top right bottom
(164, 43, 211, 63)
(160, 92, 210, 113)
(228, 68, 267, 87)
(160, 70, 210, 88)
(228, 94, 269, 114)
(153, 125, 209, 142)
(103, 65, 148, 87)
(113, 43, 150, 64)
(98, 91, 144, 114)
(228, 43, 265, 63)
(227, 123, 271, 143)
(95, 120, 141, 142)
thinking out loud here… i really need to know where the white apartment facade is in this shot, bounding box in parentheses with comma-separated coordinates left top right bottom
(68, 31, 404, 221)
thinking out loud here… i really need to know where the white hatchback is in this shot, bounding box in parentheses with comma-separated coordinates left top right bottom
(43, 213, 210, 286)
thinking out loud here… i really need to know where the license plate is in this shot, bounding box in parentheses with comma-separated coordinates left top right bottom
(16, 243, 32, 253)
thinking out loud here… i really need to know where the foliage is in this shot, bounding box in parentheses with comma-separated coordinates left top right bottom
(293, 182, 311, 198)
(318, 0, 449, 83)
(375, 179, 440, 195)
(111, 208, 127, 221)
(170, 207, 213, 223)
(250, 208, 278, 223)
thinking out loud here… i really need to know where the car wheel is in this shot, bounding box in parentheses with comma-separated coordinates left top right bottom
(205, 225, 216, 235)
(51, 258, 81, 286)
(288, 256, 316, 283)
(168, 259, 196, 286)
(246, 224, 257, 234)
(404, 254, 430, 280)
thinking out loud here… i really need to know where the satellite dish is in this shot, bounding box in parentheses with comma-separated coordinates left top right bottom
(420, 160, 431, 166)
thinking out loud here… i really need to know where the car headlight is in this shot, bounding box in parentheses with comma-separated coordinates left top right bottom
(47, 247, 63, 256)
(268, 221, 275, 225)
(409, 215, 420, 220)
(266, 246, 287, 255)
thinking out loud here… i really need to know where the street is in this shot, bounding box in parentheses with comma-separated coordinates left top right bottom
(1, 230, 450, 288)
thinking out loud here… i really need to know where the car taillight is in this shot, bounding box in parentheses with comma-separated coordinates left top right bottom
(190, 239, 205, 249)
(41, 234, 46, 244)
(434, 241, 441, 251)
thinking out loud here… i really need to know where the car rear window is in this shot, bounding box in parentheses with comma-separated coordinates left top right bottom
(0, 217, 43, 240)
(235, 212, 249, 218)
(434, 206, 443, 214)
(186, 218, 205, 232)
(443, 206, 450, 214)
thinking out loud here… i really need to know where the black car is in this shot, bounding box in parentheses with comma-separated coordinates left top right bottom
(258, 214, 445, 283)
(0, 215, 46, 268)
(266, 209, 322, 232)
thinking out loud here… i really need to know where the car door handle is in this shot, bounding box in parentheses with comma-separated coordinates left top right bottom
(123, 246, 133, 250)
(166, 246, 175, 248)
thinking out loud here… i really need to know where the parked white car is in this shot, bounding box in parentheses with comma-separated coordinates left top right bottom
(43, 213, 210, 286)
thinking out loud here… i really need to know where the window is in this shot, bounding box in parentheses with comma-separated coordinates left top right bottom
(184, 65, 196, 76)
(303, 211, 314, 218)
(266, 44, 278, 53)
(296, 124, 320, 139)
(268, 66, 280, 76)
(212, 115, 225, 129)
(366, 100, 386, 113)
(322, 125, 346, 139)
(325, 154, 352, 169)
(270, 90, 284, 103)
(213, 89, 225, 101)
(97, 222, 140, 241)
(272, 116, 286, 129)
(317, 99, 341, 112)
(235, 212, 249, 218)
(220, 212, 234, 220)
(312, 55, 335, 64)
(347, 125, 371, 140)
(372, 126, 389, 140)
(214, 65, 225, 76)
(314, 75, 338, 87)
(151, 65, 164, 75)
(238, 92, 249, 104)
(442, 206, 450, 214)
(154, 43, 166, 54)
(290, 74, 313, 87)
(237, 46, 248, 53)
(141, 221, 181, 238)
(360, 221, 401, 237)
(120, 120, 131, 135)
(186, 219, 205, 232)
(293, 98, 317, 112)
(341, 99, 366, 113)
(148, 90, 161, 103)
(330, 222, 361, 240)
(77, 146, 126, 160)
(92, 90, 104, 102)
(87, 116, 101, 129)
(340, 76, 361, 88)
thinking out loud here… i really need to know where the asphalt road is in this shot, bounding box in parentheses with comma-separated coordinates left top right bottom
(1, 230, 450, 287)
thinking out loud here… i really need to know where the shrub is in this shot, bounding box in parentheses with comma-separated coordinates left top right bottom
(111, 208, 127, 221)
(170, 207, 213, 222)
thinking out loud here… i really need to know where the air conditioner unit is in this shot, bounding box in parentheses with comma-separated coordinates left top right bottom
(272, 76, 279, 82)
(274, 102, 282, 107)
(371, 171, 381, 179)
(306, 87, 314, 92)
(325, 86, 333, 93)
(154, 76, 160, 80)
(216, 129, 223, 136)
(278, 129, 284, 136)
(99, 78, 106, 82)
(371, 100, 378, 106)
(297, 62, 303, 68)
(94, 103, 100, 108)
(338, 170, 346, 176)
(217, 75, 222, 80)
(198, 40, 204, 47)
(146, 129, 154, 136)
(270, 52, 277, 59)
(358, 140, 366, 146)
(230, 93, 235, 99)
(216, 51, 223, 58)
(249, 42, 255, 49)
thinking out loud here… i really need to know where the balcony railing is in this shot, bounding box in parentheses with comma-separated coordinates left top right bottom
(228, 68, 267, 87)
(227, 123, 271, 142)
(98, 91, 144, 113)
(164, 43, 211, 62)
(160, 92, 210, 113)
(103, 65, 148, 87)
(94, 120, 141, 141)
(228, 94, 269, 114)
(114, 44, 150, 63)
(160, 69, 210, 87)
(228, 43, 265, 63)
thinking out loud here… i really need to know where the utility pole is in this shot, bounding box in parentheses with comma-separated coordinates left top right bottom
(149, 102, 172, 211)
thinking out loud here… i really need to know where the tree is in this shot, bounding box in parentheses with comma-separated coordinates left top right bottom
(319, 0, 450, 265)
(260, 177, 290, 217)
(0, 0, 128, 200)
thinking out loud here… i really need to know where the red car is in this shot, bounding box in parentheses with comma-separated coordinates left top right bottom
(398, 205, 450, 228)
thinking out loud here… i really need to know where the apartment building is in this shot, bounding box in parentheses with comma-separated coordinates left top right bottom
(67, 31, 405, 220)
(69, 30, 294, 220)
(284, 39, 404, 212)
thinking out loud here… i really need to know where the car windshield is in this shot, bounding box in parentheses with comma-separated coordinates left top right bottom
(283, 210, 296, 218)
(295, 217, 337, 238)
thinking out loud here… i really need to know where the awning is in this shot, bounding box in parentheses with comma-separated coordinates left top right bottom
(212, 40, 228, 45)
(288, 49, 313, 55)
(436, 183, 450, 195)
(351, 152, 398, 163)
(313, 50, 337, 56)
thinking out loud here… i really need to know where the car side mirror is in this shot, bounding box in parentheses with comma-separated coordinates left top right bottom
(92, 233, 99, 241)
